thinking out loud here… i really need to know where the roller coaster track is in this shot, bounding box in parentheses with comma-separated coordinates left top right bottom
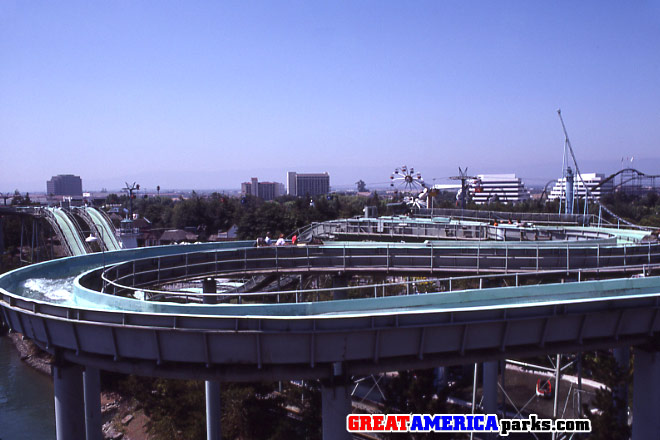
(592, 168, 660, 192)
(538, 168, 659, 231)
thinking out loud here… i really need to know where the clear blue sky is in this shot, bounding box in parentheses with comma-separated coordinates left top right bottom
(1, 1, 659, 192)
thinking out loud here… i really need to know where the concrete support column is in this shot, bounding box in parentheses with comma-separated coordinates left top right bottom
(53, 362, 86, 440)
(332, 273, 349, 301)
(203, 278, 217, 305)
(434, 367, 448, 392)
(613, 347, 630, 424)
(205, 380, 222, 440)
(203, 275, 220, 439)
(321, 362, 352, 440)
(83, 367, 102, 440)
(576, 352, 583, 418)
(321, 383, 352, 440)
(632, 348, 660, 440)
(482, 361, 498, 415)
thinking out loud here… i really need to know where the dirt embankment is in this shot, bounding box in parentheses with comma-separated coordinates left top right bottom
(7, 333, 152, 440)
(9, 332, 53, 375)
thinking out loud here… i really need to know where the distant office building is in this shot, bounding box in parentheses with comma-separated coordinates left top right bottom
(286, 172, 330, 197)
(47, 174, 83, 196)
(241, 178, 284, 201)
(469, 174, 530, 204)
(548, 172, 613, 201)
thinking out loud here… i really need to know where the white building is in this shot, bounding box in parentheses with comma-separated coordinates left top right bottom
(548, 173, 613, 201)
(240, 178, 284, 201)
(469, 174, 530, 204)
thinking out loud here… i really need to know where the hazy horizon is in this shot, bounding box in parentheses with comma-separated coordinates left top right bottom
(10, 155, 660, 195)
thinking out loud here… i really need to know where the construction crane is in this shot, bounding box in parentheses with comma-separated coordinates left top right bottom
(557, 109, 594, 217)
(557, 110, 651, 230)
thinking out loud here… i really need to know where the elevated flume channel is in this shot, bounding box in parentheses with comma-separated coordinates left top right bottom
(46, 207, 89, 256)
(0, 231, 659, 379)
(83, 207, 122, 251)
(2, 220, 660, 439)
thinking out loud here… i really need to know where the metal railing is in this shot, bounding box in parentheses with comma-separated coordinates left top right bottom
(124, 264, 660, 305)
(91, 242, 660, 304)
(301, 218, 626, 243)
(414, 208, 603, 226)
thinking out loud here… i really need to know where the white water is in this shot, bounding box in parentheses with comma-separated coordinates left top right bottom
(20, 278, 75, 304)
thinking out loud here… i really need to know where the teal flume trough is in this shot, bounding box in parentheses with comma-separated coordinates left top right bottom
(1, 238, 659, 381)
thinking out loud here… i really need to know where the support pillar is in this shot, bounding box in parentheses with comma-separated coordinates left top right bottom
(577, 352, 583, 418)
(53, 362, 86, 440)
(483, 362, 500, 439)
(205, 380, 221, 440)
(83, 367, 102, 440)
(321, 362, 352, 440)
(332, 273, 349, 301)
(203, 277, 217, 305)
(482, 361, 498, 415)
(632, 348, 660, 440)
(434, 367, 448, 392)
(613, 347, 630, 424)
(321, 383, 352, 440)
(203, 278, 221, 439)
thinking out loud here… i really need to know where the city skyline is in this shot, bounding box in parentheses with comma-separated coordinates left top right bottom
(8, 156, 660, 195)
(2, 1, 659, 192)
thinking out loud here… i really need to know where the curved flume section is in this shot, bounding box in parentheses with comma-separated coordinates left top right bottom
(1, 228, 659, 381)
(47, 208, 89, 256)
(84, 207, 122, 251)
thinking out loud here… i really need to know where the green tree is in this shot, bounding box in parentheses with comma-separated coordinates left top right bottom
(583, 350, 631, 440)
(382, 369, 451, 439)
(105, 193, 122, 205)
(119, 376, 206, 440)
(222, 382, 294, 439)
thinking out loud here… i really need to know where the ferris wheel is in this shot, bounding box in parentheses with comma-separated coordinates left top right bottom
(390, 165, 426, 194)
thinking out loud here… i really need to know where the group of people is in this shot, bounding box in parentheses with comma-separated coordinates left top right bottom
(257, 232, 298, 247)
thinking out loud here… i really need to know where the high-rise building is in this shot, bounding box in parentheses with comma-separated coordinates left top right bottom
(548, 172, 613, 201)
(47, 174, 83, 196)
(286, 172, 330, 197)
(469, 174, 530, 205)
(240, 178, 284, 201)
